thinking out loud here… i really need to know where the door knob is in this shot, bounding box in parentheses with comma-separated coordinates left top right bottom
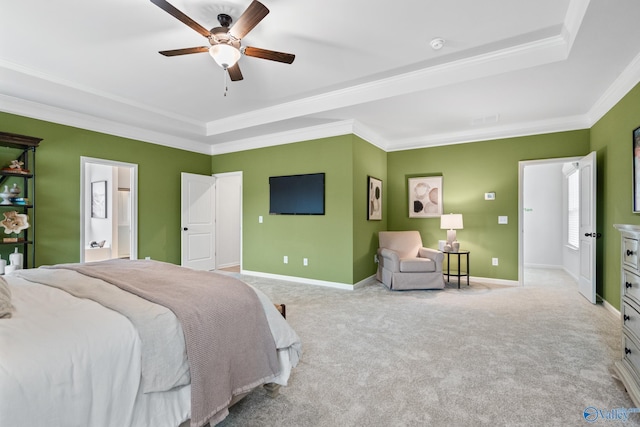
(183, 227, 188, 231)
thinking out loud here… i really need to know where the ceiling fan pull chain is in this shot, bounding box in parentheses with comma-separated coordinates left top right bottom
(223, 67, 228, 97)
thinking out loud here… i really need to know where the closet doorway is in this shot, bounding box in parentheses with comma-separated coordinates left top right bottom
(80, 157, 138, 263)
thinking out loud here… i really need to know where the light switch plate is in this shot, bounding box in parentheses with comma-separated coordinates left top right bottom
(485, 192, 496, 200)
(498, 216, 508, 224)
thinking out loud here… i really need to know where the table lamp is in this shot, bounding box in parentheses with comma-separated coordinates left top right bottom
(440, 213, 463, 252)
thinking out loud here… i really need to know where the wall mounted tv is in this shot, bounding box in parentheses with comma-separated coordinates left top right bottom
(269, 173, 325, 215)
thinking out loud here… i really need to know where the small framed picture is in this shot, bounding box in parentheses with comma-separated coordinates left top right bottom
(368, 176, 382, 220)
(91, 180, 107, 219)
(408, 176, 443, 218)
(634, 126, 640, 213)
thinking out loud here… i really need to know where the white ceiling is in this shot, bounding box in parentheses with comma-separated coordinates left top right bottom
(1, 0, 640, 155)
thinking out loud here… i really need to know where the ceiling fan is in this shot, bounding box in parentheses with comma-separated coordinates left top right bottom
(150, 0, 295, 82)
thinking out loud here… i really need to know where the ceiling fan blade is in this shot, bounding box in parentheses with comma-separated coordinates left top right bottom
(243, 46, 295, 64)
(227, 63, 244, 81)
(229, 0, 269, 40)
(159, 46, 209, 56)
(150, 0, 211, 38)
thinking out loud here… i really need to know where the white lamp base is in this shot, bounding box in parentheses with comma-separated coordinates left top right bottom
(446, 229, 457, 245)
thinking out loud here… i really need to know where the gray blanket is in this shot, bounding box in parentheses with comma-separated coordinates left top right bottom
(50, 259, 281, 427)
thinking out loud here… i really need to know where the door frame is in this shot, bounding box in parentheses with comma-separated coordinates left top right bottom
(518, 156, 582, 285)
(80, 156, 138, 263)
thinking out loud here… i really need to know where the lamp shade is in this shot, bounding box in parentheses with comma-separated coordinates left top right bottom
(440, 213, 463, 230)
(209, 44, 241, 69)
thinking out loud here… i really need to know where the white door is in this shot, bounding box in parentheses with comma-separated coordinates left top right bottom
(578, 151, 597, 303)
(181, 173, 215, 270)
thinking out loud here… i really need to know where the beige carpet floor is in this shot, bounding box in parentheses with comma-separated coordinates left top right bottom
(216, 269, 636, 427)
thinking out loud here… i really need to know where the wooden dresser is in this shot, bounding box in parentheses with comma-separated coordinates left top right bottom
(614, 224, 640, 406)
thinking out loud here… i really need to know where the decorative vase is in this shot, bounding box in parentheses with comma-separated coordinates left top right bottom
(9, 247, 22, 269)
(0, 186, 10, 205)
(9, 183, 21, 198)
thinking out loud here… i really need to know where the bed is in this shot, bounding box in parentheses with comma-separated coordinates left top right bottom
(0, 259, 302, 427)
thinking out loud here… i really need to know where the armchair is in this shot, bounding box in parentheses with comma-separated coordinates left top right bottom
(376, 231, 445, 290)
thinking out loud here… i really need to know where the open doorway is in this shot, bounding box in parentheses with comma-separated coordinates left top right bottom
(518, 156, 581, 286)
(214, 172, 242, 271)
(80, 157, 138, 263)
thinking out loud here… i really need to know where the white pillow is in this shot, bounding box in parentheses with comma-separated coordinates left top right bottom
(0, 276, 14, 318)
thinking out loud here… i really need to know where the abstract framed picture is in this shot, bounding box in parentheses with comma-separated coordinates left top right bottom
(408, 176, 443, 218)
(634, 126, 640, 213)
(368, 176, 382, 220)
(91, 180, 107, 219)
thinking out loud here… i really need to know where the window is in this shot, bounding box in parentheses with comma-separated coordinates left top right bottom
(567, 169, 579, 248)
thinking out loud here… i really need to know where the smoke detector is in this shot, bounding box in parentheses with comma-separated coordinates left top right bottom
(430, 37, 445, 50)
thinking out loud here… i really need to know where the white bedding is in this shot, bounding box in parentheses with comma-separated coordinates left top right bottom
(0, 271, 300, 427)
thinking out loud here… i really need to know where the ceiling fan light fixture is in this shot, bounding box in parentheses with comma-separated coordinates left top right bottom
(209, 44, 241, 69)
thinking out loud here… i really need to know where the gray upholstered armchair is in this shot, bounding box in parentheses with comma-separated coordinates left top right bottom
(376, 231, 445, 290)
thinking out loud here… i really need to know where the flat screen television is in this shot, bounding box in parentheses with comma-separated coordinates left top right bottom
(269, 173, 325, 215)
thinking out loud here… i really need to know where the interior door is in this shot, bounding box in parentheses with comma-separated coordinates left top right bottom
(578, 151, 597, 303)
(181, 173, 215, 270)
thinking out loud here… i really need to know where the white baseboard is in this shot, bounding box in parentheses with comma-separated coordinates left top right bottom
(242, 270, 517, 289)
(602, 298, 621, 318)
(469, 275, 519, 286)
(241, 270, 357, 290)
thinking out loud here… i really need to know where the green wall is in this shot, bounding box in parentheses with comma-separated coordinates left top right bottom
(352, 136, 387, 282)
(1, 80, 638, 299)
(212, 136, 354, 283)
(211, 134, 387, 285)
(387, 131, 591, 280)
(0, 112, 211, 266)
(591, 82, 640, 310)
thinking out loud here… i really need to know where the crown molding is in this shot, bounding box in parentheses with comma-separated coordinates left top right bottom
(0, 94, 212, 155)
(0, 59, 201, 127)
(587, 51, 640, 126)
(387, 115, 591, 152)
(210, 120, 357, 155)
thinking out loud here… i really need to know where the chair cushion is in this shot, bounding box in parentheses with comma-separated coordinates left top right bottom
(399, 257, 436, 273)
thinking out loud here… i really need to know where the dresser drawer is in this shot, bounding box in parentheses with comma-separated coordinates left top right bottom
(624, 237, 639, 271)
(624, 301, 640, 343)
(624, 333, 640, 379)
(624, 270, 640, 305)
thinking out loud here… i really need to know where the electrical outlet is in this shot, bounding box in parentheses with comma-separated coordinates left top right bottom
(283, 255, 288, 264)
(303, 258, 308, 266)
(258, 215, 263, 223)
(145, 256, 151, 260)
(492, 258, 499, 266)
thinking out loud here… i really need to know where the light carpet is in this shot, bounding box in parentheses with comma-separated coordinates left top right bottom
(216, 269, 636, 427)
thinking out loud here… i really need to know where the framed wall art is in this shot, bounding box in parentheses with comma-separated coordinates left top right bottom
(634, 126, 640, 213)
(368, 176, 382, 220)
(91, 180, 107, 219)
(408, 176, 443, 218)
